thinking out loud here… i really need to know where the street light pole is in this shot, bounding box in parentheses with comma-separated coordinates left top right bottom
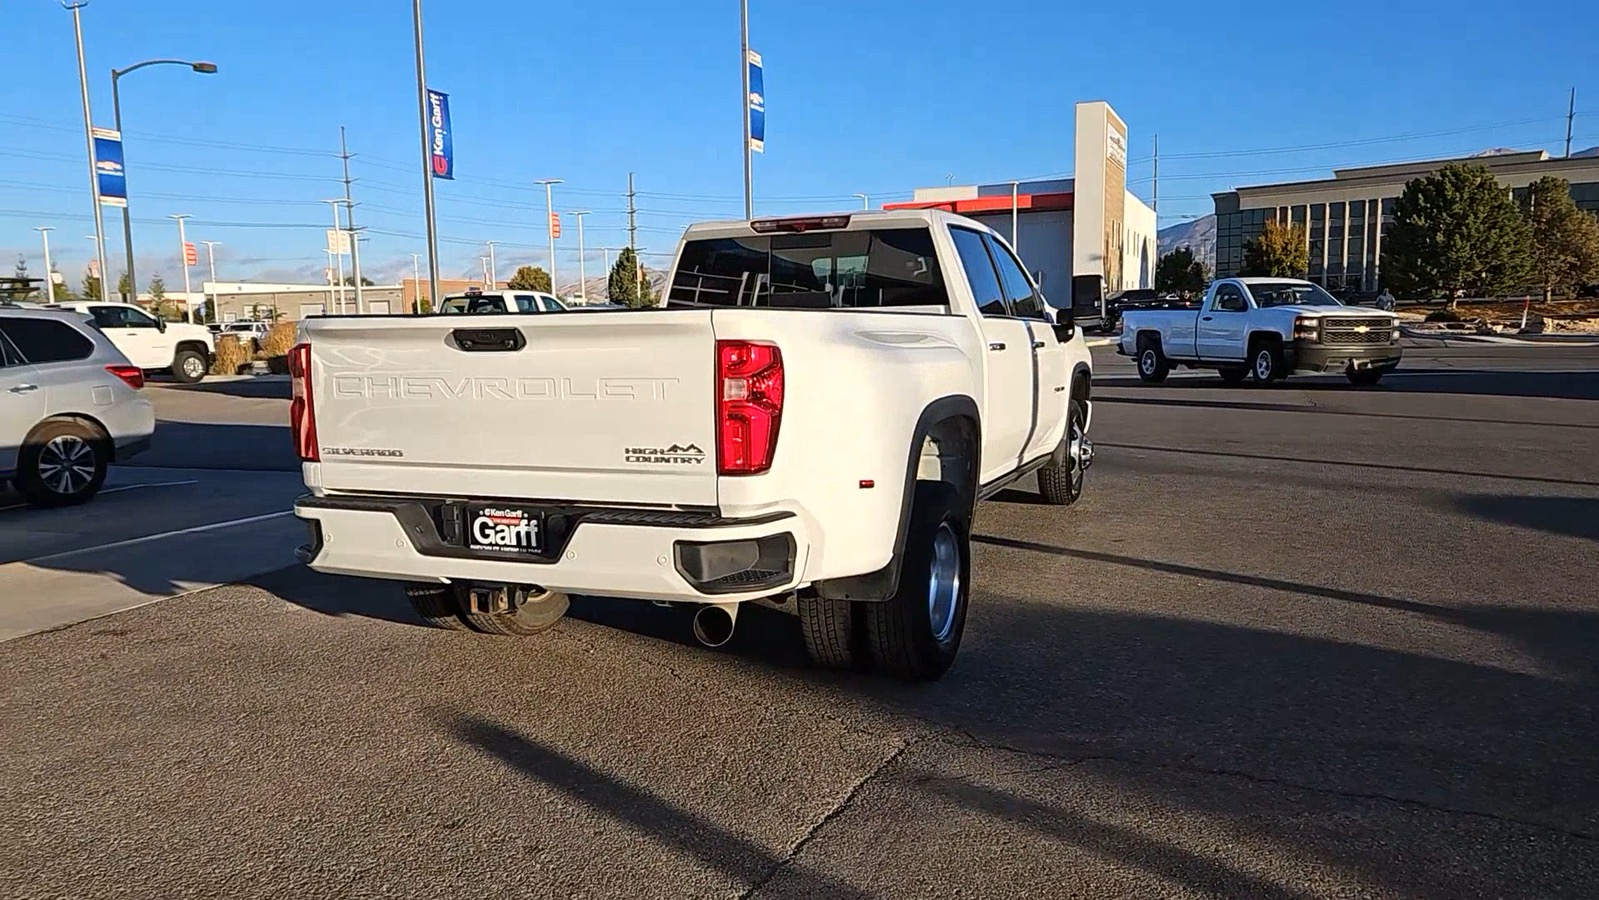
(65, 1, 109, 302)
(169, 214, 193, 323)
(572, 211, 590, 302)
(411, 252, 422, 311)
(111, 58, 216, 305)
(34, 227, 56, 304)
(200, 240, 220, 323)
(485, 240, 498, 287)
(323, 199, 346, 313)
(411, 0, 441, 308)
(1010, 180, 1020, 248)
(535, 178, 562, 292)
(740, 0, 753, 219)
(854, 193, 869, 210)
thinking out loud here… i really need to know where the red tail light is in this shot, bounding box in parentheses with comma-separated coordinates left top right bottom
(104, 364, 144, 390)
(288, 342, 318, 462)
(716, 340, 783, 475)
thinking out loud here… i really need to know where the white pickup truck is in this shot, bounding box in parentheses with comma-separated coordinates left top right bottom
(290, 209, 1096, 680)
(48, 301, 216, 383)
(1118, 277, 1402, 386)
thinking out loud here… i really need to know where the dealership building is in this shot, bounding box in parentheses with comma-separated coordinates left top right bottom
(885, 100, 1157, 313)
(1212, 150, 1599, 292)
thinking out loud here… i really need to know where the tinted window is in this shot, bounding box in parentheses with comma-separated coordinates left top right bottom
(984, 235, 1047, 320)
(1247, 281, 1344, 307)
(515, 295, 539, 313)
(949, 228, 1007, 317)
(541, 297, 563, 311)
(1213, 285, 1248, 312)
(0, 317, 95, 364)
(91, 305, 158, 328)
(668, 227, 948, 309)
(0, 331, 20, 367)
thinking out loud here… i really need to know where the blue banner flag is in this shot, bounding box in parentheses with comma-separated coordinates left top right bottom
(427, 89, 454, 180)
(747, 51, 764, 154)
(92, 127, 126, 207)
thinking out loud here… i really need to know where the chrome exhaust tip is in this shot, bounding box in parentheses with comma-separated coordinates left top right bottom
(691, 603, 739, 649)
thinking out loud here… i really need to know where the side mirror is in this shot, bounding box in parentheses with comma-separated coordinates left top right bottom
(156, 317, 167, 333)
(1051, 305, 1076, 342)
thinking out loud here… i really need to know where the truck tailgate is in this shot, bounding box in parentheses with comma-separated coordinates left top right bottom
(301, 311, 719, 507)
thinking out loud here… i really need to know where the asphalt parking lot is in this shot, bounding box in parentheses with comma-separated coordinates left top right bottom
(4, 343, 1599, 899)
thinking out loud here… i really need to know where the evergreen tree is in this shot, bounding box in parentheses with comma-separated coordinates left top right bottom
(607, 247, 656, 308)
(1382, 163, 1531, 305)
(1521, 176, 1599, 302)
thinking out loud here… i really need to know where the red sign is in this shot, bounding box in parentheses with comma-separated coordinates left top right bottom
(549, 212, 561, 240)
(183, 242, 198, 267)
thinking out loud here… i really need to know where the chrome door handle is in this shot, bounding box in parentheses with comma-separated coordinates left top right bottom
(8, 384, 39, 393)
(1032, 340, 1046, 349)
(988, 342, 1006, 351)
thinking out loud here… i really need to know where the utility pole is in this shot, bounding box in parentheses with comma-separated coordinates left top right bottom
(339, 126, 364, 312)
(411, 0, 440, 308)
(535, 178, 561, 293)
(480, 256, 490, 287)
(411, 252, 422, 310)
(65, 1, 109, 302)
(1152, 133, 1159, 214)
(1566, 88, 1577, 159)
(485, 240, 498, 287)
(34, 227, 57, 303)
(627, 172, 639, 299)
(200, 240, 220, 323)
(169, 214, 193, 323)
(740, 0, 753, 219)
(323, 199, 347, 313)
(1010, 180, 1020, 248)
(572, 210, 590, 302)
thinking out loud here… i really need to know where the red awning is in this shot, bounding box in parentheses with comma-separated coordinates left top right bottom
(883, 191, 1073, 214)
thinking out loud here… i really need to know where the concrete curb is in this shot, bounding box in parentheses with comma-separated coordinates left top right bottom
(1085, 337, 1117, 348)
(1400, 326, 1599, 347)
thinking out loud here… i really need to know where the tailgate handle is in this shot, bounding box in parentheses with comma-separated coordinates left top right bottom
(451, 328, 526, 352)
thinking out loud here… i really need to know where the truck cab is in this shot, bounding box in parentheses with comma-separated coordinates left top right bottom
(437, 290, 567, 315)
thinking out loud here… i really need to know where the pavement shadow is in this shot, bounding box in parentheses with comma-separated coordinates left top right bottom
(1096, 368, 1599, 401)
(436, 712, 873, 899)
(1452, 494, 1599, 542)
(1094, 394, 1599, 431)
(119, 420, 297, 472)
(155, 378, 290, 400)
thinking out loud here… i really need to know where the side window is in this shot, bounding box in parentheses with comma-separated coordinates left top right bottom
(0, 330, 20, 367)
(125, 307, 160, 328)
(949, 228, 1009, 317)
(89, 306, 128, 328)
(0, 318, 95, 365)
(541, 297, 564, 312)
(984, 235, 1048, 320)
(515, 295, 539, 313)
(1214, 285, 1248, 312)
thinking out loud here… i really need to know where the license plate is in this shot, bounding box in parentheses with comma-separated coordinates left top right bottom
(465, 503, 544, 556)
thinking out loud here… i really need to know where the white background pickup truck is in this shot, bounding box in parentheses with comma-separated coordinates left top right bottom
(291, 209, 1095, 680)
(49, 301, 216, 383)
(1118, 277, 1402, 386)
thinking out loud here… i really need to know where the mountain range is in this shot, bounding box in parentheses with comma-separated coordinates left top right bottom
(1156, 215, 1217, 270)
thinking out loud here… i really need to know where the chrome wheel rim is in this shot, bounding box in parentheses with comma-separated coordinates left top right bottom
(182, 356, 205, 379)
(927, 523, 961, 642)
(1140, 350, 1156, 375)
(37, 435, 97, 495)
(1068, 419, 1091, 490)
(1255, 351, 1272, 380)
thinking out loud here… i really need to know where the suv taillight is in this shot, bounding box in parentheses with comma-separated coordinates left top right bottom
(288, 342, 318, 462)
(716, 340, 783, 475)
(105, 364, 144, 390)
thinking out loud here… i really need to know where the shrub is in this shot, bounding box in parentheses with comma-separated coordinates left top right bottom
(1424, 308, 1462, 323)
(259, 322, 296, 359)
(210, 335, 251, 375)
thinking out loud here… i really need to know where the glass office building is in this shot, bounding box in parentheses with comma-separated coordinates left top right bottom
(1212, 150, 1599, 293)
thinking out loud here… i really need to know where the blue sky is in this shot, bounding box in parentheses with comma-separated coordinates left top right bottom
(3, 0, 1595, 292)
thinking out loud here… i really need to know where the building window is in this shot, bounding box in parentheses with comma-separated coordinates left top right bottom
(1310, 203, 1325, 222)
(1290, 205, 1307, 225)
(1329, 201, 1345, 224)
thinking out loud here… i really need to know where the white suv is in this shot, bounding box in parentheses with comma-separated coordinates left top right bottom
(47, 301, 216, 383)
(1, 307, 156, 507)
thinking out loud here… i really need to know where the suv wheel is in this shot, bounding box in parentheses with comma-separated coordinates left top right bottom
(16, 419, 110, 508)
(172, 349, 208, 384)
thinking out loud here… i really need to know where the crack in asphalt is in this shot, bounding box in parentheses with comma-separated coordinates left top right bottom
(739, 738, 911, 900)
(934, 730, 1599, 844)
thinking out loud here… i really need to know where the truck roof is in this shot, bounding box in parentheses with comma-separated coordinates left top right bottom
(1225, 276, 1317, 286)
(679, 208, 999, 242)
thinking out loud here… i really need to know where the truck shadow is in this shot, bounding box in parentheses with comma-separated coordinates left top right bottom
(1095, 368, 1599, 401)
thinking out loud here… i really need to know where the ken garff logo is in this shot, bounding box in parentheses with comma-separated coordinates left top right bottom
(625, 443, 706, 465)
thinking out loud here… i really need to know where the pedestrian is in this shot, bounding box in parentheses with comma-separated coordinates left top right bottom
(1377, 287, 1396, 311)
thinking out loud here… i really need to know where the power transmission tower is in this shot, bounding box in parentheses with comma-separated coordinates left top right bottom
(339, 126, 365, 312)
(627, 172, 640, 299)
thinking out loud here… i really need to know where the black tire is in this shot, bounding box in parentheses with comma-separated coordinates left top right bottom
(1218, 366, 1248, 386)
(460, 585, 569, 636)
(1037, 399, 1087, 506)
(1347, 368, 1384, 386)
(1136, 344, 1170, 384)
(402, 583, 472, 631)
(865, 481, 971, 681)
(171, 348, 208, 384)
(798, 593, 865, 670)
(1249, 341, 1285, 384)
(16, 419, 109, 508)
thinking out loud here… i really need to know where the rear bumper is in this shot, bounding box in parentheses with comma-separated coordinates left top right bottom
(293, 494, 814, 603)
(1288, 341, 1403, 373)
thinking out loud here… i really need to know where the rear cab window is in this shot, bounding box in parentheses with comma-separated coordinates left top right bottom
(0, 317, 95, 365)
(667, 226, 948, 310)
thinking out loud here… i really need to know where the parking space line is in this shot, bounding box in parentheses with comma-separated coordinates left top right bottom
(0, 479, 201, 514)
(26, 510, 295, 564)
